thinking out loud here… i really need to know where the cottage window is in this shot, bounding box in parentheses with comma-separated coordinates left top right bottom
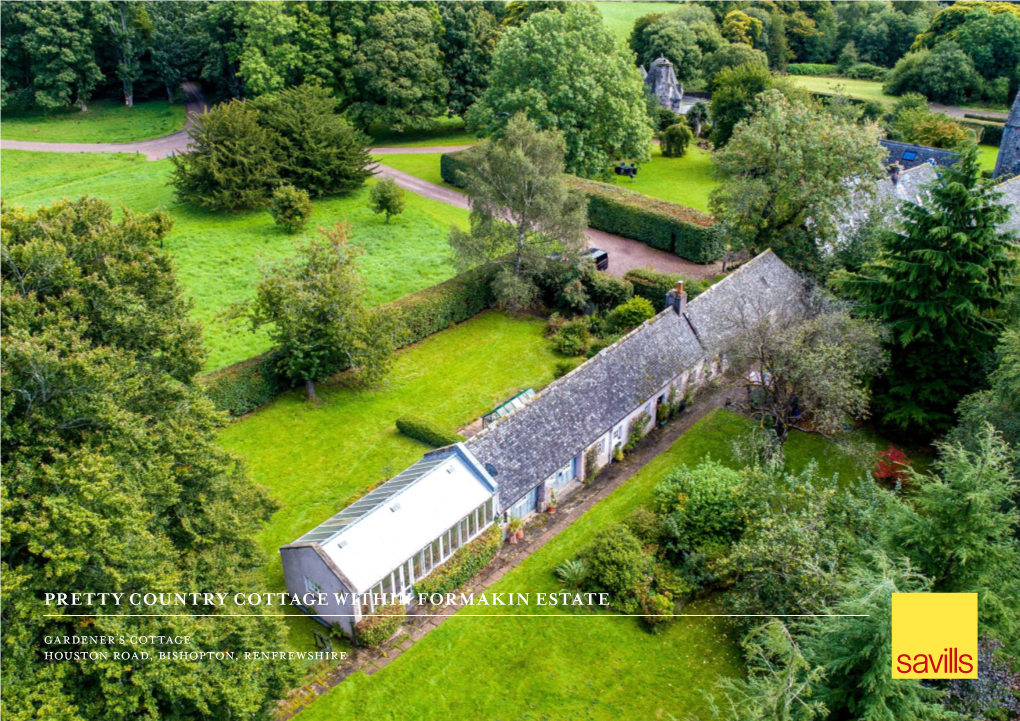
(423, 546, 433, 574)
(404, 559, 414, 588)
(613, 425, 622, 440)
(304, 576, 323, 596)
(432, 538, 442, 563)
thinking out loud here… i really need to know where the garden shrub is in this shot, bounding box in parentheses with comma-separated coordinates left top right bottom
(786, 63, 838, 76)
(440, 151, 470, 187)
(844, 62, 888, 81)
(623, 410, 650, 453)
(201, 350, 287, 418)
(660, 121, 693, 158)
(640, 591, 674, 633)
(962, 119, 1004, 146)
(581, 524, 648, 608)
(604, 296, 655, 334)
(545, 312, 568, 338)
(415, 525, 502, 599)
(553, 358, 580, 379)
(268, 185, 313, 233)
(352, 602, 405, 648)
(396, 416, 465, 447)
(585, 271, 633, 311)
(584, 445, 599, 483)
(369, 177, 406, 223)
(653, 461, 746, 561)
(554, 318, 592, 356)
(624, 268, 709, 312)
(623, 508, 661, 545)
(565, 176, 722, 263)
(585, 332, 622, 358)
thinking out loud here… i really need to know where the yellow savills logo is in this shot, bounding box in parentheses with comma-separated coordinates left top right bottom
(892, 593, 977, 679)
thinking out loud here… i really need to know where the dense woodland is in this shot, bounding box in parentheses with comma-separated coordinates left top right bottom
(3, 2, 1020, 721)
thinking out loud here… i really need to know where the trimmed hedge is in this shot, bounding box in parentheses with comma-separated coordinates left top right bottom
(353, 602, 405, 648)
(440, 151, 722, 264)
(414, 524, 502, 600)
(624, 268, 710, 312)
(440, 151, 469, 188)
(396, 415, 466, 447)
(786, 63, 838, 76)
(565, 176, 722, 264)
(202, 350, 287, 418)
(586, 271, 633, 310)
(205, 266, 495, 418)
(961, 120, 1004, 146)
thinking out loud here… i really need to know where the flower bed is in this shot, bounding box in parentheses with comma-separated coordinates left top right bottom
(415, 524, 502, 599)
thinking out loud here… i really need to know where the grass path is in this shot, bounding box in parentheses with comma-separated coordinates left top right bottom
(1, 98, 187, 143)
(1, 150, 469, 370)
(788, 75, 1010, 114)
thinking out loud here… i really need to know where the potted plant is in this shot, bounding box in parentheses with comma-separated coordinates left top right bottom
(506, 517, 523, 544)
(547, 490, 558, 515)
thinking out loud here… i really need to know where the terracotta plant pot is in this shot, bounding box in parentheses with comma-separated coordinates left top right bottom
(548, 506, 556, 515)
(516, 529, 525, 540)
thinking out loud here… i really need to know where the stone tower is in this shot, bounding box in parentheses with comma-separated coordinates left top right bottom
(643, 56, 684, 114)
(994, 90, 1020, 179)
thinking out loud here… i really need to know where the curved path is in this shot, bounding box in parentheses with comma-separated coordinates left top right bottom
(373, 163, 721, 280)
(0, 82, 207, 160)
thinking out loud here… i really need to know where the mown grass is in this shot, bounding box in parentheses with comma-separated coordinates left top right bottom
(373, 153, 448, 187)
(217, 311, 562, 592)
(1, 150, 469, 370)
(616, 144, 717, 212)
(978, 144, 1000, 173)
(1, 98, 187, 143)
(788, 75, 1010, 113)
(595, 1, 683, 45)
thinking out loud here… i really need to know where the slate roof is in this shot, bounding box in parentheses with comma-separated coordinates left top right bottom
(466, 250, 804, 508)
(880, 139, 958, 170)
(994, 90, 1020, 179)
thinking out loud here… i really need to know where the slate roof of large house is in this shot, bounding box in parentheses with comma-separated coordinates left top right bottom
(466, 250, 804, 508)
(880, 139, 958, 170)
(995, 90, 1020, 179)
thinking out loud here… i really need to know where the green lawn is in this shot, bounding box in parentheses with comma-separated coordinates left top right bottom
(367, 116, 477, 148)
(595, 1, 683, 45)
(299, 409, 748, 721)
(373, 153, 447, 187)
(621, 144, 717, 212)
(1, 150, 469, 370)
(217, 311, 562, 592)
(979, 144, 1000, 173)
(1, 98, 187, 143)
(788, 75, 1009, 113)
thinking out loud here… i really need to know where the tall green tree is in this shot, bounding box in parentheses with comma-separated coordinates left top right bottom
(438, 2, 500, 117)
(251, 85, 373, 197)
(893, 428, 1020, 646)
(449, 114, 588, 311)
(169, 99, 281, 211)
(99, 1, 147, 107)
(709, 62, 802, 147)
(835, 146, 1016, 437)
(234, 222, 393, 401)
(710, 90, 884, 274)
(350, 6, 449, 132)
(13, 1, 103, 111)
(1, 197, 296, 720)
(468, 4, 653, 180)
(148, 1, 206, 102)
(807, 558, 953, 721)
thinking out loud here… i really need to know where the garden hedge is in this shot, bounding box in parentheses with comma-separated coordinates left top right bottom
(440, 151, 723, 264)
(204, 266, 496, 417)
(960, 119, 1004, 146)
(396, 415, 466, 447)
(786, 63, 838, 76)
(624, 268, 710, 312)
(202, 350, 287, 418)
(414, 524, 502, 600)
(352, 602, 405, 648)
(565, 177, 723, 264)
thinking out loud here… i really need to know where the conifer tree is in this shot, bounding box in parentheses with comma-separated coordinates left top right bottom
(836, 146, 1016, 437)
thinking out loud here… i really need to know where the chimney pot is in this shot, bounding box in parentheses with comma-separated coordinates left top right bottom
(677, 280, 684, 294)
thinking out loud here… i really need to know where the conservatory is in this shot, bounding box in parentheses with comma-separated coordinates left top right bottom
(280, 444, 499, 632)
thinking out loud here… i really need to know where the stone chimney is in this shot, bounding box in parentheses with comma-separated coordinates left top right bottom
(887, 162, 903, 185)
(666, 280, 688, 315)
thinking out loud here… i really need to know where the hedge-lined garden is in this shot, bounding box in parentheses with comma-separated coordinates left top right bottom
(440, 151, 724, 264)
(202, 266, 496, 417)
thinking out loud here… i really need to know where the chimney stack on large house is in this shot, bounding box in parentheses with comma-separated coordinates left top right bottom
(887, 162, 903, 185)
(666, 280, 687, 315)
